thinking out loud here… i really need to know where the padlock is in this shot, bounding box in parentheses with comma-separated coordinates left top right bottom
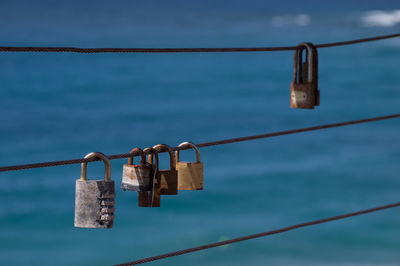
(138, 147, 161, 207)
(176, 142, 204, 190)
(153, 144, 178, 195)
(121, 147, 152, 192)
(74, 152, 115, 229)
(290, 42, 319, 109)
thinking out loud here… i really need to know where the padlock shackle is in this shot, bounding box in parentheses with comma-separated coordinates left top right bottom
(143, 147, 160, 207)
(80, 152, 111, 181)
(152, 144, 176, 170)
(144, 147, 159, 169)
(128, 147, 147, 165)
(176, 142, 201, 163)
(292, 42, 318, 85)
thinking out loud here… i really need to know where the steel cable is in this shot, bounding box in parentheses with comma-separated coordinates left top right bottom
(115, 202, 400, 265)
(0, 113, 399, 173)
(0, 33, 399, 53)
(2, 31, 400, 266)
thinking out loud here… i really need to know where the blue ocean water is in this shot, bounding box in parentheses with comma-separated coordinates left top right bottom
(1, 1, 400, 265)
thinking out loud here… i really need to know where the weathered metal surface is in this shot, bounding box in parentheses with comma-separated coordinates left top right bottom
(74, 152, 115, 229)
(138, 148, 161, 207)
(122, 165, 152, 191)
(177, 162, 204, 190)
(153, 144, 178, 195)
(138, 187, 160, 207)
(74, 180, 115, 228)
(290, 42, 319, 109)
(122, 148, 152, 192)
(290, 83, 317, 109)
(158, 169, 178, 195)
(176, 142, 204, 190)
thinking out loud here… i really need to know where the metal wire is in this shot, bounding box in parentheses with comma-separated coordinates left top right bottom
(0, 33, 399, 53)
(115, 202, 400, 266)
(2, 32, 399, 266)
(0, 113, 399, 173)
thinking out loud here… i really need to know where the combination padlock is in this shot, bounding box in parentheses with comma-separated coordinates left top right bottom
(121, 147, 152, 192)
(290, 42, 319, 109)
(138, 147, 161, 207)
(153, 144, 178, 195)
(176, 142, 204, 190)
(74, 152, 115, 229)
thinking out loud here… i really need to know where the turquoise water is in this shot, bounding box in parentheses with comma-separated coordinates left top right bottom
(1, 1, 400, 265)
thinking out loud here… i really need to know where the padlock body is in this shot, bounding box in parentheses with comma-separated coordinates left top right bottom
(138, 191, 150, 207)
(138, 165, 161, 207)
(177, 162, 204, 190)
(138, 190, 160, 207)
(158, 170, 178, 195)
(138, 171, 161, 207)
(74, 179, 115, 228)
(122, 164, 152, 191)
(290, 82, 319, 109)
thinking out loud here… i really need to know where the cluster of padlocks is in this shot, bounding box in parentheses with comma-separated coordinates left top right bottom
(73, 43, 319, 229)
(74, 142, 203, 229)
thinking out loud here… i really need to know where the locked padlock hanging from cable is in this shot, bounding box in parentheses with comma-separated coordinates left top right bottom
(176, 142, 204, 190)
(74, 152, 115, 229)
(138, 147, 161, 208)
(152, 144, 178, 195)
(290, 42, 319, 109)
(121, 147, 152, 192)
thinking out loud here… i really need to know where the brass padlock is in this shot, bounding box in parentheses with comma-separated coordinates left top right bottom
(176, 142, 204, 190)
(153, 144, 178, 195)
(74, 152, 115, 229)
(290, 42, 319, 109)
(138, 147, 161, 207)
(121, 147, 152, 192)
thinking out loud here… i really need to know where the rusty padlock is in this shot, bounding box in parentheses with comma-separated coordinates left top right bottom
(121, 147, 152, 192)
(176, 142, 204, 190)
(138, 147, 161, 207)
(290, 42, 319, 109)
(153, 144, 178, 195)
(74, 152, 115, 229)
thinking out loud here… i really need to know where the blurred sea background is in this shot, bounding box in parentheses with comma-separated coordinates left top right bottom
(1, 0, 400, 265)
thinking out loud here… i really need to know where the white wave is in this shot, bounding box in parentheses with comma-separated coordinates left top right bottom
(361, 10, 400, 27)
(271, 14, 310, 27)
(295, 14, 310, 26)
